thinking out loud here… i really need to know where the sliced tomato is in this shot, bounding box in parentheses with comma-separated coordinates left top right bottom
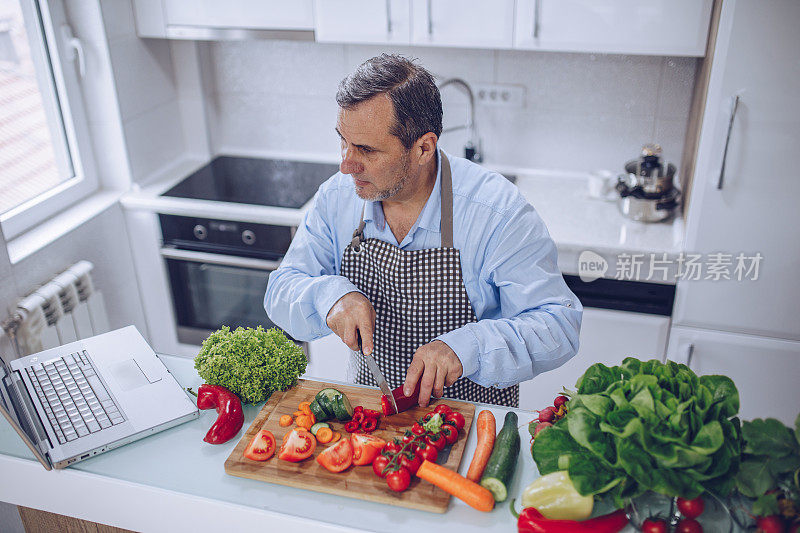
(243, 429, 276, 461)
(351, 433, 387, 466)
(278, 427, 316, 462)
(317, 438, 353, 473)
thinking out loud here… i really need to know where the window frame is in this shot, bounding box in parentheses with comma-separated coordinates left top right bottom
(0, 0, 99, 240)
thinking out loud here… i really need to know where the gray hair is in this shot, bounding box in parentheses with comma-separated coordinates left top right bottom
(336, 54, 442, 149)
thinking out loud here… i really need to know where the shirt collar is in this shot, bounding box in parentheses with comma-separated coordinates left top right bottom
(362, 148, 444, 235)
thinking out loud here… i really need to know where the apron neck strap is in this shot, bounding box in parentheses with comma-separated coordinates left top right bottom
(355, 150, 454, 247)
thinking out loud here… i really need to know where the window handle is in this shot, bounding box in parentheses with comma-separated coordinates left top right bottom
(533, 0, 542, 39)
(386, 0, 392, 34)
(427, 0, 433, 36)
(60, 24, 85, 79)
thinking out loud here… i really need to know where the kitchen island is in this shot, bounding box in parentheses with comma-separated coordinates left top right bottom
(0, 354, 537, 532)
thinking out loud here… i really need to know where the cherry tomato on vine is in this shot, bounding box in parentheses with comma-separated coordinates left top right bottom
(445, 411, 465, 431)
(372, 454, 390, 478)
(677, 497, 705, 519)
(676, 519, 703, 533)
(386, 467, 411, 492)
(642, 518, 667, 533)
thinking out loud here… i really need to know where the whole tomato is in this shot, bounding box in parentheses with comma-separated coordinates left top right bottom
(415, 443, 438, 463)
(642, 518, 668, 533)
(440, 424, 459, 445)
(445, 411, 466, 431)
(677, 497, 705, 519)
(402, 431, 415, 445)
(676, 519, 703, 533)
(385, 440, 402, 454)
(386, 467, 411, 492)
(399, 452, 422, 475)
(433, 404, 453, 416)
(372, 454, 390, 478)
(410, 422, 425, 435)
(425, 433, 447, 450)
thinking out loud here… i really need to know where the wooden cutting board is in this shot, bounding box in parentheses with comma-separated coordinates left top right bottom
(224, 379, 476, 513)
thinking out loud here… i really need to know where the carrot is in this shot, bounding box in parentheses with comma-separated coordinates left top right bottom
(330, 431, 341, 443)
(293, 410, 305, 418)
(295, 414, 314, 430)
(316, 427, 333, 444)
(416, 460, 495, 512)
(466, 410, 496, 482)
(279, 415, 293, 427)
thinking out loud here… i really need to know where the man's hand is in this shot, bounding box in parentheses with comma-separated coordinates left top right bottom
(403, 341, 463, 408)
(326, 292, 376, 355)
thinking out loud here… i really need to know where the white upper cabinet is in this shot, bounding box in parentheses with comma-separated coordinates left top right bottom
(164, 0, 314, 29)
(134, 0, 315, 38)
(515, 0, 713, 56)
(674, 0, 800, 341)
(314, 0, 411, 45)
(410, 0, 515, 49)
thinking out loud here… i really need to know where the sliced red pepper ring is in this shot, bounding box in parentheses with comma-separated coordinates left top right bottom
(362, 408, 381, 419)
(351, 411, 365, 425)
(360, 417, 378, 433)
(353, 405, 364, 414)
(343, 419, 361, 433)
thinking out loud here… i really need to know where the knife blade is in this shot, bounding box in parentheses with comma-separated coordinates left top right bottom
(357, 332, 398, 414)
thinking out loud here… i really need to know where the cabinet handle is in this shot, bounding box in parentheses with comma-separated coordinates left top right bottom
(427, 0, 433, 36)
(533, 0, 542, 39)
(685, 343, 695, 367)
(717, 94, 741, 190)
(386, 0, 392, 34)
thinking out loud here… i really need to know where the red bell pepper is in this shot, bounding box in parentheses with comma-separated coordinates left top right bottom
(381, 380, 422, 415)
(187, 385, 244, 444)
(511, 502, 628, 533)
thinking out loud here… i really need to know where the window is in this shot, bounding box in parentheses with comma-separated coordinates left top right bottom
(0, 0, 97, 240)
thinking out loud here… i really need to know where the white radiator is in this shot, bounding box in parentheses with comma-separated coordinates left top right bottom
(1, 261, 109, 358)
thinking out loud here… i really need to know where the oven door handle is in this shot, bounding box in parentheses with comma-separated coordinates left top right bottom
(159, 248, 282, 271)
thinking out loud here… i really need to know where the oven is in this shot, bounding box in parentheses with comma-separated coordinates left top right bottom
(158, 214, 294, 346)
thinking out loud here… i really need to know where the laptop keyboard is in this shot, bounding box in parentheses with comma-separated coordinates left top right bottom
(25, 351, 125, 444)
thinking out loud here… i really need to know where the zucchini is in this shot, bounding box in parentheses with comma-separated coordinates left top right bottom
(315, 388, 339, 418)
(309, 422, 330, 436)
(308, 399, 329, 422)
(330, 391, 354, 422)
(479, 411, 521, 502)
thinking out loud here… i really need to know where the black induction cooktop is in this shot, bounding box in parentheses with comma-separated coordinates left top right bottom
(162, 156, 340, 208)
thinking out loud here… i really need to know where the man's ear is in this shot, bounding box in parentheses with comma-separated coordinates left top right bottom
(414, 133, 438, 166)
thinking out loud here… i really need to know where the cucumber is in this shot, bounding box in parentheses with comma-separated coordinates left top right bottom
(315, 388, 339, 418)
(479, 411, 521, 502)
(308, 399, 329, 422)
(309, 422, 330, 436)
(331, 392, 354, 422)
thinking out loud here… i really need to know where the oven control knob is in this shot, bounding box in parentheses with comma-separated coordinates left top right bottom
(193, 224, 207, 240)
(242, 230, 256, 245)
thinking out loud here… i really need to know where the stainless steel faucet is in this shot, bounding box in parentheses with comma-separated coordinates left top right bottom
(438, 78, 482, 163)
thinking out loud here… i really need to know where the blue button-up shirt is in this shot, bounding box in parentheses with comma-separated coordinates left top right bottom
(264, 149, 582, 389)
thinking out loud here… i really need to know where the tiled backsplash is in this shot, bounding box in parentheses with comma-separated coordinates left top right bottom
(203, 40, 697, 176)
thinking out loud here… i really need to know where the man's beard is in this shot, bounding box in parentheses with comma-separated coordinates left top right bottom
(354, 153, 412, 201)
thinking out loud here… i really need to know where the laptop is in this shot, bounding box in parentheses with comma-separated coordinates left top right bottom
(0, 325, 198, 469)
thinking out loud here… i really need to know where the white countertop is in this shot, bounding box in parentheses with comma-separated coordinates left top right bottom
(0, 354, 538, 532)
(121, 154, 684, 281)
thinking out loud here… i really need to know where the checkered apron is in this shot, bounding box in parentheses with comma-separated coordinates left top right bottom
(340, 153, 519, 407)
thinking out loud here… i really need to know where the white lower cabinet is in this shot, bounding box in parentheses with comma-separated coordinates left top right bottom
(306, 333, 352, 382)
(666, 326, 800, 426)
(519, 308, 671, 411)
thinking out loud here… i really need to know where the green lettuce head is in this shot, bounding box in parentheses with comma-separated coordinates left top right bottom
(194, 326, 307, 404)
(532, 358, 742, 506)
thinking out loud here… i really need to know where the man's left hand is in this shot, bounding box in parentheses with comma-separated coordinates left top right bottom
(403, 340, 463, 408)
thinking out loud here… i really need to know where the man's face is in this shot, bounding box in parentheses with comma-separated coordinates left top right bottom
(336, 94, 414, 201)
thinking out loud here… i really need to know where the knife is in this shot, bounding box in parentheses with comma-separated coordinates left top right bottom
(357, 332, 398, 414)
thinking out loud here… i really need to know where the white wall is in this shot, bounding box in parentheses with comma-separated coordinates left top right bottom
(203, 40, 697, 175)
(0, 205, 148, 346)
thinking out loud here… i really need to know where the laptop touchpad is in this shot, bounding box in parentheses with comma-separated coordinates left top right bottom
(111, 359, 150, 391)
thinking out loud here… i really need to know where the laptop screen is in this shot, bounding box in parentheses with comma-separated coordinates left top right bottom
(0, 363, 52, 470)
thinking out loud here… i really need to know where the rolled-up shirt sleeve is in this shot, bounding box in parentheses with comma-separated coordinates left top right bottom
(264, 186, 361, 341)
(435, 200, 582, 389)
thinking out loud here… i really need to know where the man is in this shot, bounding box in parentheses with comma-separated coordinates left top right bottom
(265, 54, 582, 408)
